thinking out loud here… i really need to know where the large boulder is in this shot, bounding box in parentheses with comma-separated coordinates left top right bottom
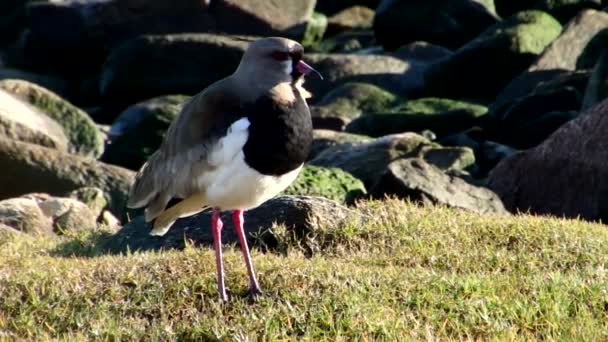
(487, 98, 608, 221)
(0, 89, 68, 151)
(0, 79, 105, 157)
(371, 157, 507, 215)
(0, 137, 134, 219)
(20, 0, 315, 73)
(100, 33, 249, 104)
(102, 195, 362, 253)
(424, 10, 562, 101)
(373, 0, 498, 50)
(102, 94, 188, 170)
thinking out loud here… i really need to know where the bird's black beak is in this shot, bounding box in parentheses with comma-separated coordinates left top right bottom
(295, 60, 323, 80)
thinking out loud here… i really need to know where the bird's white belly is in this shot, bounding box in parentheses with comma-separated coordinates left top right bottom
(200, 152, 302, 211)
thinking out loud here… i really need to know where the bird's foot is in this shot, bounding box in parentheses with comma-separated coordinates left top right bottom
(248, 284, 263, 302)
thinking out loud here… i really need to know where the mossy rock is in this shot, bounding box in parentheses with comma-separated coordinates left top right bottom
(317, 82, 401, 118)
(424, 10, 562, 100)
(302, 12, 328, 49)
(347, 97, 488, 137)
(283, 165, 366, 204)
(0, 79, 104, 157)
(102, 94, 188, 170)
(393, 97, 488, 115)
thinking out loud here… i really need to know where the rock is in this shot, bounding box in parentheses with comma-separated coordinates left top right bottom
(487, 98, 608, 221)
(310, 82, 400, 129)
(424, 10, 562, 101)
(326, 6, 374, 36)
(477, 140, 518, 172)
(534, 0, 602, 23)
(494, 69, 581, 108)
(22, 0, 315, 73)
(0, 137, 134, 220)
(494, 0, 529, 18)
(390, 41, 454, 63)
(68, 187, 109, 220)
(487, 73, 587, 148)
(102, 95, 188, 170)
(0, 79, 104, 157)
(371, 158, 507, 215)
(314, 0, 380, 16)
(0, 197, 53, 235)
(283, 165, 366, 204)
(373, 0, 498, 50)
(305, 52, 428, 101)
(582, 49, 608, 110)
(0, 0, 30, 44)
(0, 89, 69, 151)
(102, 195, 361, 253)
(302, 12, 328, 49)
(100, 33, 249, 104)
(315, 30, 376, 53)
(576, 27, 608, 70)
(310, 129, 372, 159)
(346, 97, 488, 138)
(529, 9, 608, 71)
(33, 195, 97, 234)
(0, 68, 69, 98)
(309, 132, 476, 187)
(495, 0, 601, 21)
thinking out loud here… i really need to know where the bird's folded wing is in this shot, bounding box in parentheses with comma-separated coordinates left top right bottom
(126, 81, 243, 216)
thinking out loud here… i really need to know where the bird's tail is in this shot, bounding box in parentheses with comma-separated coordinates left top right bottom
(150, 193, 209, 236)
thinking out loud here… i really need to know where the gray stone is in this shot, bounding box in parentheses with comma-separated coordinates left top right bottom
(0, 197, 53, 235)
(529, 9, 608, 71)
(305, 53, 428, 101)
(371, 158, 507, 215)
(0, 89, 69, 151)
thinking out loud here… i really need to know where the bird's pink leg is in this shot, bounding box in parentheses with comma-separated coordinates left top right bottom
(232, 209, 262, 296)
(211, 208, 228, 301)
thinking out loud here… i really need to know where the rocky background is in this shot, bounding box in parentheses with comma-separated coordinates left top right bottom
(2, 0, 608, 250)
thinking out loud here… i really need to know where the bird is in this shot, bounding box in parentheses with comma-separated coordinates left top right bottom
(126, 37, 322, 301)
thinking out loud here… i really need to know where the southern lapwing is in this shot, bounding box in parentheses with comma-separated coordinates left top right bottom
(126, 37, 321, 301)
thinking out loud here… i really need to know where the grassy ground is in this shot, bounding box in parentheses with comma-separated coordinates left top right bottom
(1, 198, 607, 340)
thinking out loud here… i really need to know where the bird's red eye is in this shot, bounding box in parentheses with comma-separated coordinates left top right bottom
(271, 51, 290, 61)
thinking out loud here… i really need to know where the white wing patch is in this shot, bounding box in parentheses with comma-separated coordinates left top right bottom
(208, 117, 250, 166)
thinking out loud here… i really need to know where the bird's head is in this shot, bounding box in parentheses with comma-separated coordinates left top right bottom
(235, 37, 322, 87)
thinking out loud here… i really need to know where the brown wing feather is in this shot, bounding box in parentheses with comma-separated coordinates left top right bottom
(126, 77, 243, 221)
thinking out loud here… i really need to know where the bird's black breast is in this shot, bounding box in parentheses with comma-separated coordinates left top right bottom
(242, 85, 313, 176)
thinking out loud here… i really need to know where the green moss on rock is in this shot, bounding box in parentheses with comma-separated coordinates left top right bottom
(318, 82, 401, 119)
(0, 79, 104, 157)
(283, 165, 366, 204)
(302, 12, 328, 49)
